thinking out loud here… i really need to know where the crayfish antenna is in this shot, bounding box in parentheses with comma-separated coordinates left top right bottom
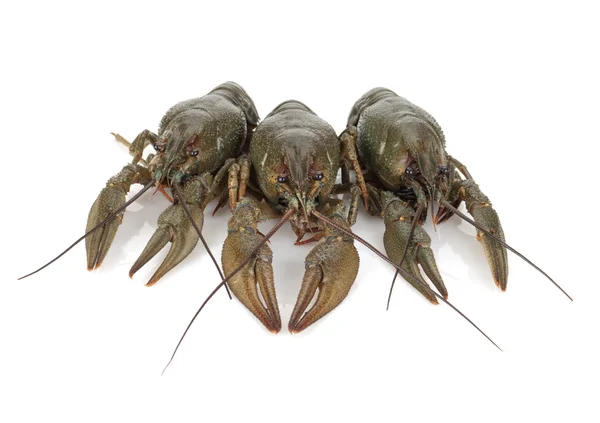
(18, 180, 156, 280)
(440, 201, 573, 301)
(311, 210, 502, 352)
(161, 208, 294, 375)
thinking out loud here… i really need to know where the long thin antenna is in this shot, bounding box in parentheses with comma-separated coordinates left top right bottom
(312, 210, 502, 351)
(388, 271, 400, 308)
(386, 202, 425, 310)
(161, 208, 295, 375)
(172, 184, 232, 300)
(440, 201, 572, 301)
(19, 180, 156, 280)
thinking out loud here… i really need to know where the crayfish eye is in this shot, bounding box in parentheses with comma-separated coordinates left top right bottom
(277, 175, 288, 184)
(153, 143, 166, 153)
(190, 150, 199, 157)
(312, 172, 324, 181)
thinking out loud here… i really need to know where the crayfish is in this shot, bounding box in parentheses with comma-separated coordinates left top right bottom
(20, 84, 572, 373)
(342, 87, 571, 307)
(221, 100, 362, 333)
(21, 81, 259, 289)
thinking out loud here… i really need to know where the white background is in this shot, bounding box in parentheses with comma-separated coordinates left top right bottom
(1, 1, 599, 422)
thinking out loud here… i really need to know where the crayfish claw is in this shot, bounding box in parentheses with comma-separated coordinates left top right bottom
(86, 164, 152, 271)
(464, 185, 508, 290)
(417, 247, 448, 299)
(130, 180, 205, 286)
(222, 199, 282, 333)
(129, 226, 170, 281)
(450, 180, 508, 291)
(86, 186, 127, 270)
(289, 210, 359, 333)
(381, 192, 446, 303)
(135, 217, 200, 287)
(473, 206, 508, 291)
